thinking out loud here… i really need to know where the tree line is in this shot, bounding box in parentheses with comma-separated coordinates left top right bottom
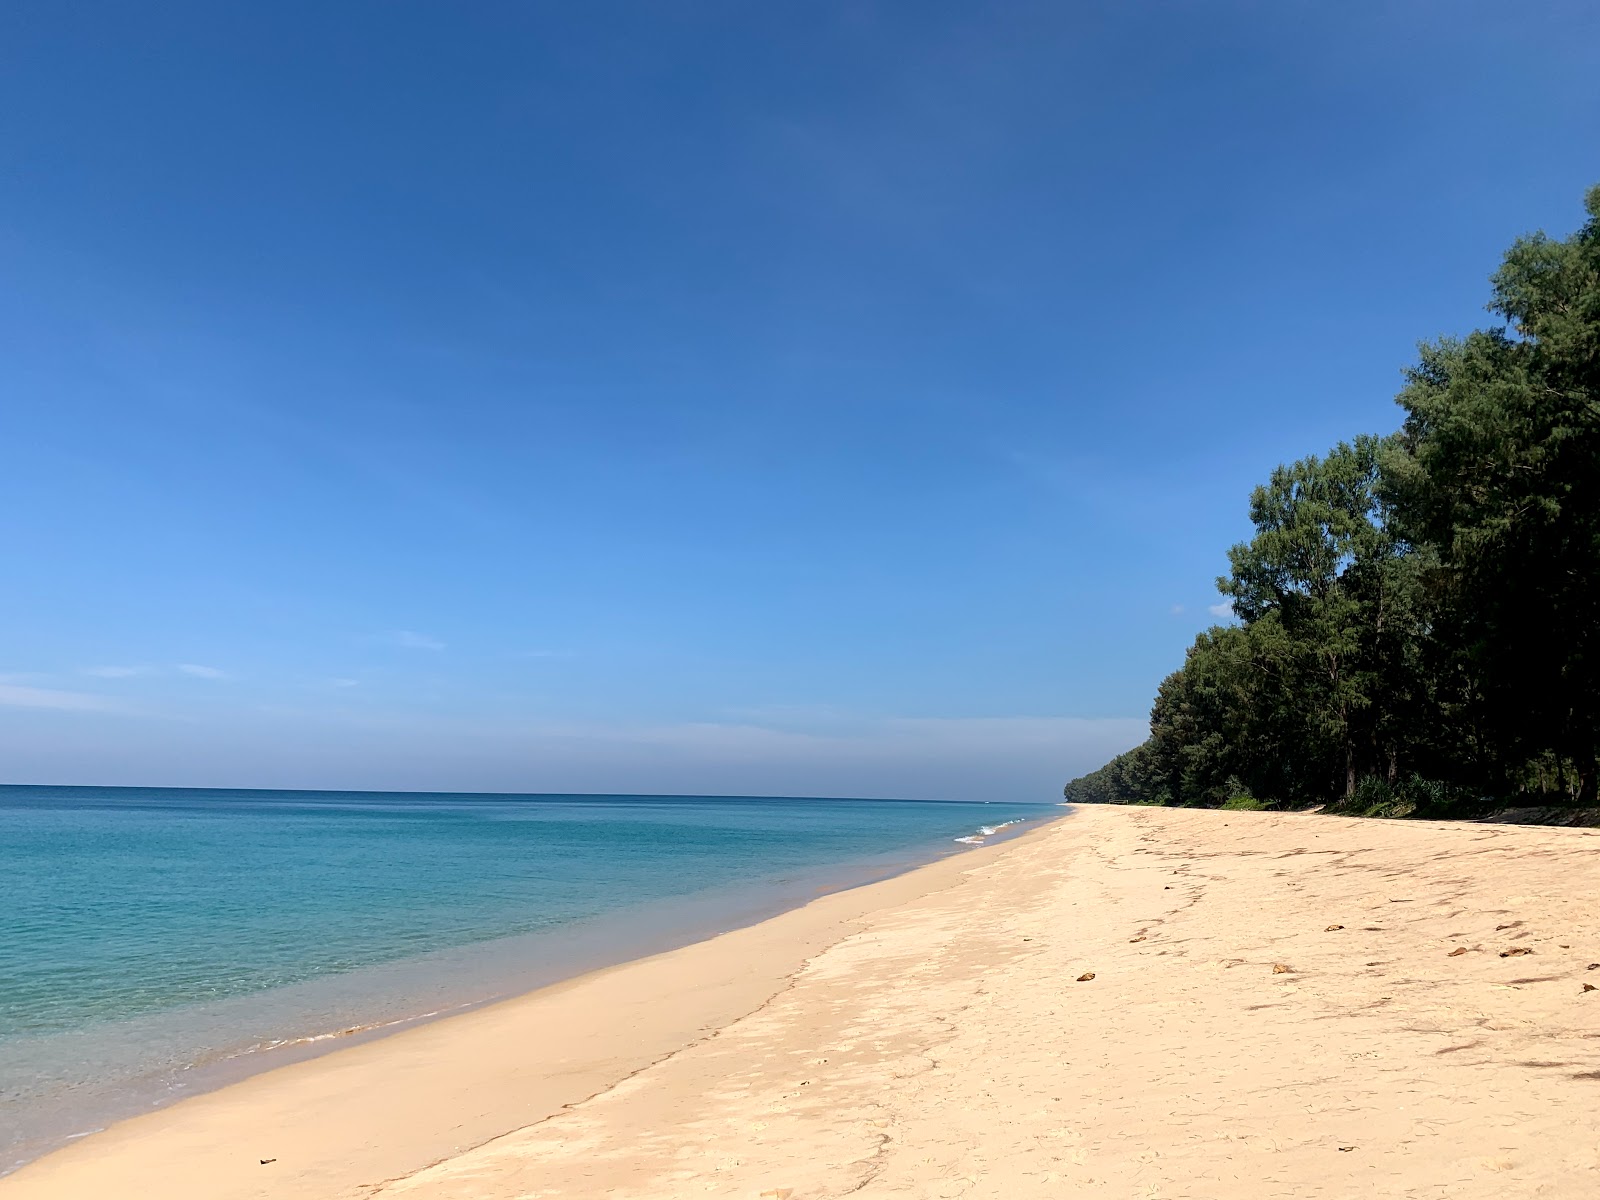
(1064, 185, 1600, 819)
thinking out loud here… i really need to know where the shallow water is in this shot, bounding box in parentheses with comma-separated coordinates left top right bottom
(0, 786, 1053, 1171)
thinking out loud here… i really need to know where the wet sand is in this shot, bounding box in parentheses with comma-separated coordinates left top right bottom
(5, 806, 1598, 1198)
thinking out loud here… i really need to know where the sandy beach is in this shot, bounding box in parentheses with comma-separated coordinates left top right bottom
(6, 805, 1599, 1199)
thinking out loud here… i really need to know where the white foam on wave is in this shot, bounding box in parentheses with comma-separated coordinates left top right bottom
(955, 816, 1027, 845)
(243, 1005, 460, 1059)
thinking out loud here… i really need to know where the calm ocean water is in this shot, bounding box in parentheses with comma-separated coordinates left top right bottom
(0, 785, 1054, 1171)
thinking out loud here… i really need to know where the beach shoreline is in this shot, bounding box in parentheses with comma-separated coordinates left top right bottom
(2, 794, 1050, 1176)
(0, 813, 1058, 1199)
(6, 805, 1599, 1199)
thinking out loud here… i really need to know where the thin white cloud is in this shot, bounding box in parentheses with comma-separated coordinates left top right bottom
(502, 713, 1149, 799)
(0, 683, 126, 712)
(328, 678, 360, 689)
(1170, 604, 1185, 615)
(84, 664, 234, 680)
(1208, 600, 1234, 619)
(178, 664, 228, 679)
(519, 713, 1148, 769)
(722, 703, 854, 725)
(0, 706, 1146, 801)
(389, 630, 446, 651)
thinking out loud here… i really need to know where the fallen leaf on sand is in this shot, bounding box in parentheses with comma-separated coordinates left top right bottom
(760, 1190, 793, 1199)
(1583, 984, 1596, 994)
(1588, 963, 1600, 970)
(1325, 924, 1344, 931)
(1272, 963, 1293, 974)
(1077, 972, 1096, 982)
(1499, 947, 1533, 958)
(1448, 947, 1468, 957)
(1337, 1146, 1355, 1152)
(259, 1159, 276, 1166)
(1130, 935, 1146, 943)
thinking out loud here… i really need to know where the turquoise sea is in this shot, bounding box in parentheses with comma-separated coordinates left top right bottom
(1, 785, 1053, 1171)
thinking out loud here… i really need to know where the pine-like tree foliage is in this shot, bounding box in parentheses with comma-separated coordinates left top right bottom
(1065, 186, 1600, 816)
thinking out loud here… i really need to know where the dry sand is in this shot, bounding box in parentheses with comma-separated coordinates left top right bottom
(5, 806, 1599, 1199)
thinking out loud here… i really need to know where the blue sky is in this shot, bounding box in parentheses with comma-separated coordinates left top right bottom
(2, 1, 1597, 800)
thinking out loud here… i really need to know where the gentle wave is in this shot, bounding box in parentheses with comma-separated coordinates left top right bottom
(952, 817, 1027, 845)
(248, 1005, 460, 1057)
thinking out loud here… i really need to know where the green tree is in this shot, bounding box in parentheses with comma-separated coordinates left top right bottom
(1217, 436, 1424, 799)
(1064, 183, 1600, 819)
(1061, 741, 1167, 806)
(1384, 185, 1600, 800)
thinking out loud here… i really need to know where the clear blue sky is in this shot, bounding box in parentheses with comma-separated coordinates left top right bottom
(3, 2, 1597, 800)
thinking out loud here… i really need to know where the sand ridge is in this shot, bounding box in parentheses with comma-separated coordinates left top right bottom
(6, 807, 1599, 1198)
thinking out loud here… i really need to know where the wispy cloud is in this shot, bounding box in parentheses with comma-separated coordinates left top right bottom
(520, 713, 1148, 768)
(1208, 600, 1234, 619)
(0, 682, 126, 712)
(177, 664, 228, 679)
(84, 663, 232, 680)
(1170, 604, 1185, 615)
(0, 701, 1146, 800)
(387, 630, 446, 651)
(327, 678, 360, 689)
(485, 713, 1150, 800)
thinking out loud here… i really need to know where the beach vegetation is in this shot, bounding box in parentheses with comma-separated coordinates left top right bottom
(1065, 184, 1600, 821)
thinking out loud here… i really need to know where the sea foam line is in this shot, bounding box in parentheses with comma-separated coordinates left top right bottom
(953, 818, 1026, 845)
